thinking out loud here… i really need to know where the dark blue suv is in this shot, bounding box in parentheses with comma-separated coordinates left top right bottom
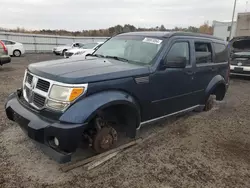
(5, 32, 229, 163)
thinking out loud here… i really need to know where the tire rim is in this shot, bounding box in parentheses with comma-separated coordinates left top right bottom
(14, 51, 20, 57)
(93, 126, 118, 153)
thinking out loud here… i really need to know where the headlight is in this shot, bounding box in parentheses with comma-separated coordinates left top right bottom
(75, 51, 85, 55)
(47, 84, 87, 111)
(49, 85, 85, 102)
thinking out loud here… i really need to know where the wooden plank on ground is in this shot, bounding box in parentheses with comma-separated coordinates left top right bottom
(60, 138, 142, 172)
(86, 151, 120, 170)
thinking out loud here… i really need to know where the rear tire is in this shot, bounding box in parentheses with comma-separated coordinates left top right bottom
(13, 50, 21, 57)
(204, 95, 215, 111)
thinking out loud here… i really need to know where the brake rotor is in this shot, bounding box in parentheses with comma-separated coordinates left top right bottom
(92, 126, 118, 153)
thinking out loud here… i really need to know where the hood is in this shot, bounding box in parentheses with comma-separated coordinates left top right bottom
(28, 57, 150, 84)
(229, 36, 250, 53)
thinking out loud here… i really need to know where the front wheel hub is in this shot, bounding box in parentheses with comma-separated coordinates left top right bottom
(93, 127, 118, 153)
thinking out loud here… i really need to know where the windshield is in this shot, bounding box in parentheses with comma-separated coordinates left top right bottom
(94, 36, 163, 65)
(232, 39, 250, 50)
(80, 43, 98, 49)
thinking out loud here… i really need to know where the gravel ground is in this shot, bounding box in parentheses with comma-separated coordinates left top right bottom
(0, 54, 250, 188)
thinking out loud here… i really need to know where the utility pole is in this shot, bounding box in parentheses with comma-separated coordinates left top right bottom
(229, 0, 237, 40)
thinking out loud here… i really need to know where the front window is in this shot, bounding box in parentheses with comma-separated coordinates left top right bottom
(94, 36, 163, 65)
(166, 42, 190, 65)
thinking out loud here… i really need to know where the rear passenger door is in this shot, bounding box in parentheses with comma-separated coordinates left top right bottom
(192, 40, 227, 104)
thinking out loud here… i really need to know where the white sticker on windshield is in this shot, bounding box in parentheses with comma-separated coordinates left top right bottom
(142, 38, 162, 45)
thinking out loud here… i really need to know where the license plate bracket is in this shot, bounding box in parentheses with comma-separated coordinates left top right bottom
(234, 67, 244, 72)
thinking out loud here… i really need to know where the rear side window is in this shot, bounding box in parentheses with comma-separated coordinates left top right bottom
(214, 43, 227, 63)
(195, 42, 213, 64)
(73, 43, 80, 47)
(1, 40, 7, 44)
(2, 40, 14, 45)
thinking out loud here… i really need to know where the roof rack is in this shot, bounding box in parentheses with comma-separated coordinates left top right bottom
(166, 32, 224, 41)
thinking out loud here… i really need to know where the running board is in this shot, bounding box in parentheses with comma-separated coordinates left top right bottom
(137, 105, 203, 130)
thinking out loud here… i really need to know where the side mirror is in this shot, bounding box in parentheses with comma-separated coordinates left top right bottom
(165, 57, 187, 68)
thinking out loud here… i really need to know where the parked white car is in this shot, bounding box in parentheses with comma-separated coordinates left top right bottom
(52, 42, 84, 56)
(0, 39, 25, 57)
(64, 42, 104, 58)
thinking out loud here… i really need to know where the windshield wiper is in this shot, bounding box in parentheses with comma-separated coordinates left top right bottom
(105, 55, 129, 62)
(86, 54, 104, 58)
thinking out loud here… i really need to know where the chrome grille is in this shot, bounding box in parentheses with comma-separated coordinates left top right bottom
(23, 71, 51, 109)
(26, 73, 33, 84)
(33, 93, 46, 108)
(36, 79, 50, 92)
(231, 59, 250, 67)
(22, 70, 88, 110)
(25, 86, 31, 99)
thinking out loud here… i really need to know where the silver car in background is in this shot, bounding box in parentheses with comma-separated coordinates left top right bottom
(52, 42, 84, 56)
(64, 42, 104, 58)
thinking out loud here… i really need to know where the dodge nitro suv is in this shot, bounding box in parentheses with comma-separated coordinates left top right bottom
(5, 32, 229, 163)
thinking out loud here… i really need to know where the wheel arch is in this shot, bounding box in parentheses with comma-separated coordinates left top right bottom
(59, 90, 141, 137)
(205, 75, 227, 102)
(13, 49, 21, 56)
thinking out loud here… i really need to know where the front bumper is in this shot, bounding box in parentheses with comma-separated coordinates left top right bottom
(52, 49, 63, 55)
(53, 51, 62, 55)
(230, 65, 250, 76)
(64, 52, 74, 58)
(5, 91, 87, 163)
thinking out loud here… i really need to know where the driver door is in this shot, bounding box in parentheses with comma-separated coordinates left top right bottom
(149, 39, 196, 120)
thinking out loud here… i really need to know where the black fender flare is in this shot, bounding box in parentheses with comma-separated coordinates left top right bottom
(204, 75, 226, 102)
(59, 90, 141, 126)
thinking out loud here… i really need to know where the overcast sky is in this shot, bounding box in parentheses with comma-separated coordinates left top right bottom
(0, 0, 248, 30)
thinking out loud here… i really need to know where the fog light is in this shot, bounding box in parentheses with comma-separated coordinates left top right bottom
(46, 99, 69, 111)
(54, 137, 59, 146)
